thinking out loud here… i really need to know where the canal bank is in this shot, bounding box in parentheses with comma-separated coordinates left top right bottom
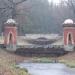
(0, 48, 75, 75)
(18, 63, 75, 75)
(0, 48, 30, 75)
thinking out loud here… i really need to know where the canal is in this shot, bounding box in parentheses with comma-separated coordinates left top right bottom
(18, 63, 75, 75)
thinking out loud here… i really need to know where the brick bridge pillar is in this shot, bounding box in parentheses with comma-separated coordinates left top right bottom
(63, 19, 75, 51)
(4, 19, 17, 51)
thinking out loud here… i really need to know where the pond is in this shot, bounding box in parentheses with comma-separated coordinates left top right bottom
(18, 63, 75, 75)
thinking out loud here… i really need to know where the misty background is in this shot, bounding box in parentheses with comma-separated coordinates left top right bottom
(0, 0, 75, 35)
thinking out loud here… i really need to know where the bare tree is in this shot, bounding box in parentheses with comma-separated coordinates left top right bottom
(0, 0, 27, 19)
(0, 0, 27, 33)
(64, 0, 75, 16)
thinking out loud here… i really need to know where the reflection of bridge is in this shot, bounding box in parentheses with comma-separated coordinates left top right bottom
(17, 34, 63, 48)
(0, 34, 64, 47)
(2, 18, 75, 52)
(0, 33, 67, 57)
(15, 47, 67, 57)
(15, 35, 67, 57)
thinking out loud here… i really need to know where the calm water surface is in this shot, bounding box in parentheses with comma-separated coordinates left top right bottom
(18, 63, 75, 75)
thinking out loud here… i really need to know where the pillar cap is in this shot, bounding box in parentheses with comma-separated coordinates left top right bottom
(64, 19, 74, 24)
(5, 19, 17, 24)
(63, 19, 75, 27)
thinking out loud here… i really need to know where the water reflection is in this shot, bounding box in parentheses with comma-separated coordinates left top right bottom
(18, 63, 75, 75)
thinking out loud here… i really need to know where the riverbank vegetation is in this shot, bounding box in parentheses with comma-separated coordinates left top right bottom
(30, 57, 75, 68)
(31, 57, 57, 63)
(59, 60, 75, 68)
(0, 48, 75, 75)
(58, 52, 75, 68)
(0, 49, 30, 75)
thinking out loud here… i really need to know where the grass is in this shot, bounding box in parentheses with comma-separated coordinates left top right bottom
(0, 49, 30, 75)
(31, 57, 58, 63)
(31, 57, 75, 68)
(59, 60, 75, 68)
(0, 48, 75, 75)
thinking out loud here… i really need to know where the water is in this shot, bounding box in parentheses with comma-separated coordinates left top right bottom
(18, 63, 75, 75)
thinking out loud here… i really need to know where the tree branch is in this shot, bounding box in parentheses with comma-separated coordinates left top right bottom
(7, 0, 14, 4)
(3, 0, 13, 9)
(15, 0, 27, 5)
(65, 0, 75, 14)
(0, 9, 7, 18)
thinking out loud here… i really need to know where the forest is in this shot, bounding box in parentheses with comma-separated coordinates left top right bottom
(0, 0, 75, 35)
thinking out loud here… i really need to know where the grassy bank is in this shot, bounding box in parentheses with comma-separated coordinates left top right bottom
(0, 49, 30, 75)
(58, 52, 75, 68)
(58, 60, 75, 68)
(31, 57, 57, 63)
(30, 57, 75, 68)
(0, 48, 75, 75)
